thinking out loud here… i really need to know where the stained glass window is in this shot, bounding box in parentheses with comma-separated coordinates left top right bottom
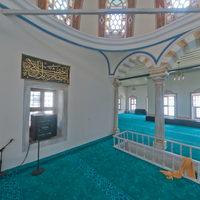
(156, 0, 198, 28)
(48, 0, 74, 26)
(165, 0, 198, 24)
(104, 0, 128, 37)
(100, 0, 135, 38)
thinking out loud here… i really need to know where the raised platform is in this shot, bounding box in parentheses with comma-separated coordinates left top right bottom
(146, 115, 200, 128)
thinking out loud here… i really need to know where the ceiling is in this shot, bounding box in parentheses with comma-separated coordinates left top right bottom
(115, 55, 150, 79)
(117, 47, 200, 87)
(172, 47, 200, 70)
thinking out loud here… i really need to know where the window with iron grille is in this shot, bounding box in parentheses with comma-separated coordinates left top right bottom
(165, 0, 198, 24)
(104, 0, 127, 37)
(48, 0, 74, 26)
(38, 0, 83, 29)
(156, 0, 198, 28)
(98, 0, 135, 38)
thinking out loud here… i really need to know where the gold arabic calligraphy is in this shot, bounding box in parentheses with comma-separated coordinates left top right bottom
(22, 58, 70, 84)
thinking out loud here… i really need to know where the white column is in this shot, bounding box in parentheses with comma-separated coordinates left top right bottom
(125, 86, 129, 113)
(113, 78, 120, 134)
(153, 77, 165, 149)
(149, 67, 168, 149)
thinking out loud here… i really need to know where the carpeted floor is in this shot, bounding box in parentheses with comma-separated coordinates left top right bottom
(1, 114, 200, 200)
(118, 114, 200, 160)
(118, 114, 200, 147)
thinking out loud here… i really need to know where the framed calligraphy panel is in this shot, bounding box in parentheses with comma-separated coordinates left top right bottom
(21, 54, 70, 85)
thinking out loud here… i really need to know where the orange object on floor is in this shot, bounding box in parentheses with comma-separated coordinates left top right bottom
(160, 157, 196, 180)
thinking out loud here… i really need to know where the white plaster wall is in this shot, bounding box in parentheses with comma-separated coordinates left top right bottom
(0, 14, 113, 170)
(147, 70, 200, 119)
(80, 0, 99, 36)
(134, 0, 156, 36)
(119, 85, 147, 113)
(127, 85, 147, 110)
(118, 86, 126, 113)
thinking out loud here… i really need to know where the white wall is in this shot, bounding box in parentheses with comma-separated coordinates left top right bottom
(118, 86, 126, 113)
(0, 14, 113, 170)
(134, 0, 156, 36)
(127, 85, 147, 110)
(80, 0, 98, 36)
(147, 70, 200, 119)
(118, 85, 147, 113)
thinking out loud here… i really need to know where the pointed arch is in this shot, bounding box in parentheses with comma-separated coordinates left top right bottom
(114, 51, 156, 77)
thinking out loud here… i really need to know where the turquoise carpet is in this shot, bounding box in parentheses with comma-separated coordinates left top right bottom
(119, 114, 200, 160)
(1, 115, 200, 200)
(119, 114, 200, 147)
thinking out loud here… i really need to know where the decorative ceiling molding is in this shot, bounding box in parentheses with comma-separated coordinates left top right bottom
(160, 29, 200, 69)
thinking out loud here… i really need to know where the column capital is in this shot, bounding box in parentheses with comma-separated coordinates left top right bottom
(149, 66, 169, 81)
(112, 78, 121, 88)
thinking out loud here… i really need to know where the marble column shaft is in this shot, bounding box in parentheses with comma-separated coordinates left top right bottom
(113, 78, 120, 134)
(149, 66, 168, 149)
(154, 78, 165, 140)
(125, 86, 129, 113)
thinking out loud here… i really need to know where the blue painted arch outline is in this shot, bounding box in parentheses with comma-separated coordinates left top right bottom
(112, 32, 192, 76)
(113, 51, 157, 76)
(98, 51, 111, 75)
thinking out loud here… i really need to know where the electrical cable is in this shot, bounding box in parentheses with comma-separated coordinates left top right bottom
(19, 142, 31, 167)
(0, 140, 32, 176)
